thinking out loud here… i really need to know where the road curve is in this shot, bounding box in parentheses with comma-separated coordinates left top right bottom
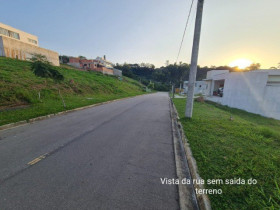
(0, 92, 179, 210)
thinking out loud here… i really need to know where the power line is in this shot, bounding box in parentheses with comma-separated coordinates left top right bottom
(175, 0, 195, 64)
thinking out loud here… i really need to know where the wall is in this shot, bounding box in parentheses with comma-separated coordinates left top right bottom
(206, 70, 229, 79)
(262, 85, 280, 120)
(68, 62, 80, 69)
(204, 80, 212, 96)
(113, 68, 122, 77)
(0, 37, 4, 56)
(0, 36, 59, 66)
(69, 57, 80, 63)
(183, 81, 207, 94)
(89, 67, 113, 75)
(100, 67, 114, 75)
(221, 71, 280, 120)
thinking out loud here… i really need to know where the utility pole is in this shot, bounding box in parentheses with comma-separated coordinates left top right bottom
(171, 84, 175, 98)
(185, 0, 205, 118)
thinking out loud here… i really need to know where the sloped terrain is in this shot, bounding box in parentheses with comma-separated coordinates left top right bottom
(0, 57, 145, 125)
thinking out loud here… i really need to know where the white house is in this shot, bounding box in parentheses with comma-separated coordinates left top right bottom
(95, 56, 114, 69)
(96, 55, 122, 76)
(204, 70, 280, 120)
(183, 81, 207, 95)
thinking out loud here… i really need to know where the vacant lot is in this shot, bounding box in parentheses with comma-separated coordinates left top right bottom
(0, 57, 144, 126)
(173, 98, 280, 210)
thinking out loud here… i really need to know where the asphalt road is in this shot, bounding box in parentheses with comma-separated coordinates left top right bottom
(0, 92, 179, 210)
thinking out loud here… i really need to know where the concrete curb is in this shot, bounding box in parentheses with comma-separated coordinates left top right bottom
(170, 99, 212, 210)
(170, 98, 199, 210)
(0, 94, 147, 131)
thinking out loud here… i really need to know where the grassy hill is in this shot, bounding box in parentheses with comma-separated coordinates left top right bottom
(0, 57, 145, 126)
(173, 99, 280, 209)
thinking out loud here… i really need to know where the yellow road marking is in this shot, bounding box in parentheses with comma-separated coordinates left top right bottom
(28, 154, 47, 165)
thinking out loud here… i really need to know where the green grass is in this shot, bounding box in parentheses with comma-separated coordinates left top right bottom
(0, 57, 145, 126)
(173, 98, 280, 210)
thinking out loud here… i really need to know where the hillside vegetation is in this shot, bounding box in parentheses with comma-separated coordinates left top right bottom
(0, 57, 145, 126)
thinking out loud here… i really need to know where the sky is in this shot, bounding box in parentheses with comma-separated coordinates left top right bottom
(1, 0, 279, 68)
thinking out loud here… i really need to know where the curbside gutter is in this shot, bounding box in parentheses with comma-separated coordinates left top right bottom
(170, 98, 212, 210)
(170, 98, 199, 210)
(0, 94, 148, 132)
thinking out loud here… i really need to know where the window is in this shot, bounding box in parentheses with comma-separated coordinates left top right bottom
(0, 27, 20, 40)
(267, 75, 280, 86)
(28, 38, 37, 45)
(9, 31, 20, 39)
(0, 27, 9, 36)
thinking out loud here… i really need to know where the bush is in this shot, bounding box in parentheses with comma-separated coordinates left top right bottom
(154, 82, 170, 91)
(141, 79, 149, 86)
(30, 54, 64, 81)
(195, 96, 205, 103)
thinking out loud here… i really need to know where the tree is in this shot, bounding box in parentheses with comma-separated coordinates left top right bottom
(78, 55, 87, 60)
(246, 63, 261, 71)
(116, 60, 263, 90)
(59, 55, 70, 64)
(30, 53, 50, 63)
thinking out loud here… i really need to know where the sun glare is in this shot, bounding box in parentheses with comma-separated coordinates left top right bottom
(229, 59, 253, 69)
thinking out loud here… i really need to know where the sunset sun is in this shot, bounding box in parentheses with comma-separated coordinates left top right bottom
(229, 59, 253, 69)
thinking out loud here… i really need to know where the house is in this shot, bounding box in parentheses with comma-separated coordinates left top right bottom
(92, 56, 122, 76)
(95, 56, 114, 69)
(183, 81, 207, 95)
(0, 22, 59, 66)
(204, 70, 228, 97)
(68, 57, 81, 68)
(67, 55, 122, 76)
(204, 69, 280, 120)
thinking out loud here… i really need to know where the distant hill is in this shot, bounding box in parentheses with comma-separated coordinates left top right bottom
(0, 57, 145, 126)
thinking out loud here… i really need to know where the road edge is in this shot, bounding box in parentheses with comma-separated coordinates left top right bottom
(170, 98, 199, 210)
(0, 93, 149, 131)
(170, 98, 212, 210)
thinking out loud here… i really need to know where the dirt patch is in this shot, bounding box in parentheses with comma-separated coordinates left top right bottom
(0, 104, 30, 112)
